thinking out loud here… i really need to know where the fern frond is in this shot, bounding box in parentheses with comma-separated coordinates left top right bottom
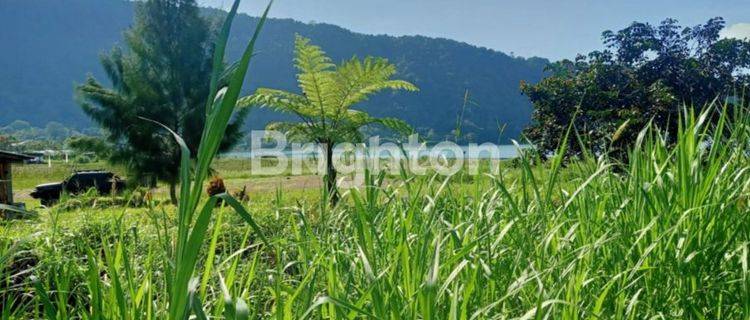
(333, 57, 418, 108)
(345, 110, 413, 135)
(294, 35, 334, 74)
(244, 37, 418, 146)
(237, 88, 317, 117)
(373, 117, 414, 136)
(294, 35, 338, 115)
(336, 111, 413, 142)
(265, 121, 312, 142)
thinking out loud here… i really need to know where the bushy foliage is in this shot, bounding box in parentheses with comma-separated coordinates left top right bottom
(522, 17, 750, 158)
(65, 136, 112, 161)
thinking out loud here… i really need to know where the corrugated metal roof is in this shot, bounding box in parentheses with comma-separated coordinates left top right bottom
(0, 150, 34, 162)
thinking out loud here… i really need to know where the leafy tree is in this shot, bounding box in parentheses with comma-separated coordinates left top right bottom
(66, 136, 113, 161)
(45, 122, 70, 142)
(0, 135, 17, 150)
(1, 121, 82, 147)
(522, 17, 750, 159)
(241, 35, 417, 204)
(77, 0, 248, 203)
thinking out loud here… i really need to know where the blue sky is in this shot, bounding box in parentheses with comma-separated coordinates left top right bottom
(198, 0, 750, 60)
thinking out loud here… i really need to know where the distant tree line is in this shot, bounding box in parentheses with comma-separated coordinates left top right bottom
(0, 120, 102, 151)
(0, 120, 99, 142)
(522, 18, 750, 159)
(0, 120, 113, 163)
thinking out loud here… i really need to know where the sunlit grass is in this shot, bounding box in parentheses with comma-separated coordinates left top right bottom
(2, 0, 750, 317)
(3, 101, 749, 319)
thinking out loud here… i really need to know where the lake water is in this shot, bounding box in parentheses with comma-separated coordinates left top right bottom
(221, 144, 527, 160)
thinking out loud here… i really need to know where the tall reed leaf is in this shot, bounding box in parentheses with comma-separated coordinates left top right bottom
(140, 1, 273, 319)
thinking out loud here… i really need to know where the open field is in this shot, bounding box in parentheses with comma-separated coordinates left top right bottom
(3, 158, 324, 238)
(4, 157, 522, 237)
(10, 158, 323, 207)
(2, 107, 750, 318)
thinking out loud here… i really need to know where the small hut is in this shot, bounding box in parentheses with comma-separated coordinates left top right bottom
(0, 150, 33, 206)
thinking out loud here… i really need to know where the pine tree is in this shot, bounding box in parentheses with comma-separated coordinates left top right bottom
(77, 0, 248, 203)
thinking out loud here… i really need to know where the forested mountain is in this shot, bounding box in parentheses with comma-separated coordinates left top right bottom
(0, 0, 548, 143)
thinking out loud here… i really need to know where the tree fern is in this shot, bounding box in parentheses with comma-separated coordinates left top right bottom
(239, 35, 418, 204)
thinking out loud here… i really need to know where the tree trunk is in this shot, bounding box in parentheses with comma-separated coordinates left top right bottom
(324, 142, 339, 206)
(169, 181, 178, 205)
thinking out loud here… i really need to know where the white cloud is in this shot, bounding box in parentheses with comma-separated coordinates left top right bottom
(721, 23, 750, 40)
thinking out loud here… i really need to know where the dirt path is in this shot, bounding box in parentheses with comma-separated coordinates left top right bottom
(224, 175, 322, 193)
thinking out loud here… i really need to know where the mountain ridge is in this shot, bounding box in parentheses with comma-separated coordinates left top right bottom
(0, 0, 549, 142)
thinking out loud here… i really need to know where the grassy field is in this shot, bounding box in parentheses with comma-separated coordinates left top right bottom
(1, 4, 748, 316)
(2, 106, 749, 319)
(9, 157, 323, 207)
(3, 158, 321, 237)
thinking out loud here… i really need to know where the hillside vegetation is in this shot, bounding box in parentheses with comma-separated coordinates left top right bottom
(0, 0, 547, 143)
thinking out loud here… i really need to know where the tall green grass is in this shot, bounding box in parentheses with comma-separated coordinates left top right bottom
(3, 102, 747, 318)
(2, 4, 750, 318)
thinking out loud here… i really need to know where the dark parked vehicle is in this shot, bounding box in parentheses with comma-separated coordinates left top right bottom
(30, 170, 126, 206)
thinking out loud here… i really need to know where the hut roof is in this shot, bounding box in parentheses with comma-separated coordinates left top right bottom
(0, 150, 33, 163)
